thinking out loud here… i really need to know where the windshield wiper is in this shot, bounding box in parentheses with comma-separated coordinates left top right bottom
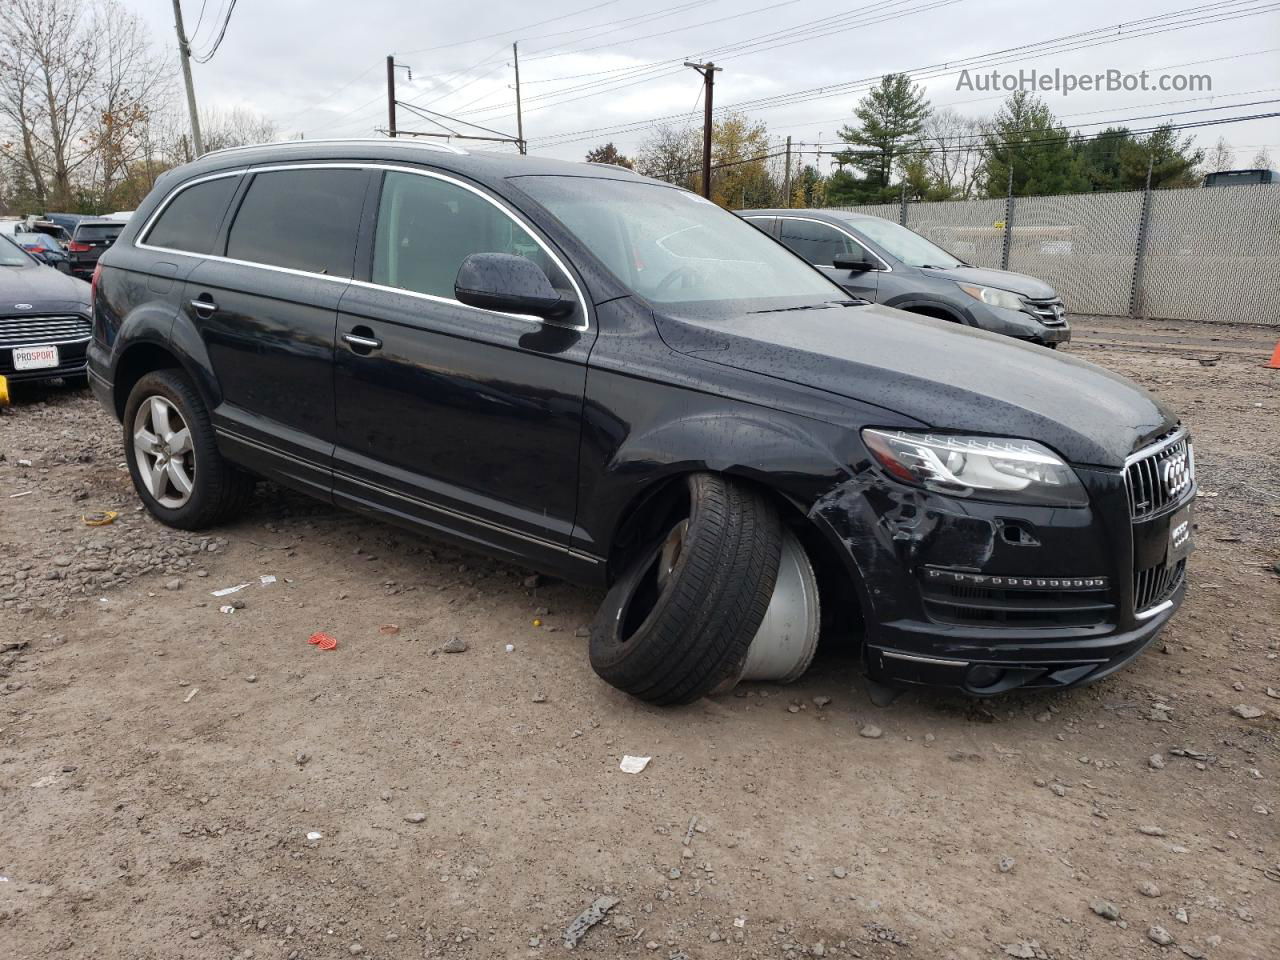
(748, 299, 865, 314)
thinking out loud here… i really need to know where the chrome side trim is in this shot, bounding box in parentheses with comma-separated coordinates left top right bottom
(136, 162, 591, 332)
(768, 215, 894, 273)
(214, 426, 601, 565)
(1134, 598, 1175, 621)
(880, 651, 968, 667)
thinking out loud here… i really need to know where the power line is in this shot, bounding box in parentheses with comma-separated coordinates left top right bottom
(530, 0, 1280, 147)
(191, 0, 238, 63)
(399, 0, 629, 54)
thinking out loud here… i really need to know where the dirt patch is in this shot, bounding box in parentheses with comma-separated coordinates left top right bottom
(1, 317, 1277, 960)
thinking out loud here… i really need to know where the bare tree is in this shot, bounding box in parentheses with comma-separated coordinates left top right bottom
(912, 107, 986, 199)
(89, 0, 172, 209)
(1250, 146, 1273, 170)
(0, 0, 99, 210)
(1202, 137, 1235, 174)
(635, 123, 700, 189)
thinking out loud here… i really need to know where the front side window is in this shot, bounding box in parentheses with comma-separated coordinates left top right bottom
(779, 218, 864, 266)
(371, 171, 572, 306)
(226, 168, 366, 276)
(515, 176, 841, 312)
(850, 217, 963, 269)
(144, 176, 239, 254)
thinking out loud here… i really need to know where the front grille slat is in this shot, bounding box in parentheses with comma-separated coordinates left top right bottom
(1024, 297, 1067, 326)
(0, 315, 91, 348)
(918, 567, 1114, 628)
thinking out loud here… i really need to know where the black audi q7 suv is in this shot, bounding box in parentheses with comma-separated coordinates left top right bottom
(88, 140, 1193, 704)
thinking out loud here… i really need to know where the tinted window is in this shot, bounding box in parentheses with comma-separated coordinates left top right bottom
(76, 224, 124, 240)
(372, 171, 571, 304)
(779, 218, 863, 266)
(227, 169, 366, 276)
(0, 235, 33, 266)
(145, 177, 238, 254)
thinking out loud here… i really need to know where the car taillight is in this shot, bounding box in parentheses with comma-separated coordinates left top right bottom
(68, 241, 91, 252)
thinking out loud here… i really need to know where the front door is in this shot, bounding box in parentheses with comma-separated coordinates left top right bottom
(778, 216, 881, 301)
(332, 169, 595, 570)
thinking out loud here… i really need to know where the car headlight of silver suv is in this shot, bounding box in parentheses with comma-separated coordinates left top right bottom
(861, 429, 1088, 506)
(956, 282, 1025, 311)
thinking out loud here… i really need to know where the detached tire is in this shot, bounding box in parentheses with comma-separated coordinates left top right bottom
(590, 474, 783, 705)
(123, 369, 255, 530)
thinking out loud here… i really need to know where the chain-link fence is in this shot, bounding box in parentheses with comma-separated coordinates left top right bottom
(828, 182, 1280, 325)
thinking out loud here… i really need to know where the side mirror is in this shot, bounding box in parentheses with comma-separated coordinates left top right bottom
(454, 252, 575, 320)
(832, 255, 875, 273)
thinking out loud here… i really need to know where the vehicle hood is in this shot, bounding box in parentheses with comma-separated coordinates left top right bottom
(0, 264, 91, 312)
(922, 264, 1056, 299)
(655, 302, 1175, 467)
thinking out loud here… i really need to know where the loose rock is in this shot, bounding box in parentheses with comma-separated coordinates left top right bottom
(442, 636, 468, 653)
(859, 724, 883, 739)
(1090, 899, 1121, 921)
(1148, 925, 1174, 946)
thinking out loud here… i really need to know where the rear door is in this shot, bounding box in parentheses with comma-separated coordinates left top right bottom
(184, 165, 373, 498)
(332, 168, 595, 569)
(778, 216, 880, 300)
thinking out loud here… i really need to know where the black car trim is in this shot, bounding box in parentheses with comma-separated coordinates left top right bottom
(215, 424, 602, 566)
(136, 162, 592, 333)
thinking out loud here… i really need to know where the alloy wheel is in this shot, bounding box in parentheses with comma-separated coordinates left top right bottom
(132, 395, 196, 508)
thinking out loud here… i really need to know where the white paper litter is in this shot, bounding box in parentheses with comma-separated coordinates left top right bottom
(183, 687, 199, 703)
(306, 831, 323, 841)
(259, 575, 277, 586)
(219, 605, 236, 614)
(619, 755, 651, 774)
(211, 582, 251, 597)
(505, 644, 515, 653)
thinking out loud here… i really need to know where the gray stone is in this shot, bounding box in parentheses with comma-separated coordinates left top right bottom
(1232, 703, 1264, 719)
(832, 866, 847, 879)
(164, 578, 183, 591)
(1050, 783, 1067, 797)
(859, 724, 883, 739)
(1148, 925, 1174, 946)
(1149, 753, 1166, 769)
(1138, 880, 1161, 897)
(405, 813, 426, 824)
(998, 856, 1015, 873)
(1090, 899, 1121, 921)
(1138, 824, 1166, 836)
(442, 636, 468, 653)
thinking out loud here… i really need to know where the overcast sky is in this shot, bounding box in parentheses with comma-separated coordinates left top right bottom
(134, 0, 1280, 167)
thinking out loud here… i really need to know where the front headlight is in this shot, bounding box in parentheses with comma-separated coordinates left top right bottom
(957, 283, 1025, 311)
(861, 429, 1088, 506)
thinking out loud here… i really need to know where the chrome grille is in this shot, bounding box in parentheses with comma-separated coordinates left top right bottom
(1135, 557, 1186, 614)
(1124, 430, 1193, 520)
(1024, 297, 1067, 326)
(0, 314, 91, 348)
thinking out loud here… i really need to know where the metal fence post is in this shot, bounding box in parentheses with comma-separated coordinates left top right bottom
(899, 181, 908, 226)
(1000, 165, 1015, 271)
(1129, 158, 1156, 319)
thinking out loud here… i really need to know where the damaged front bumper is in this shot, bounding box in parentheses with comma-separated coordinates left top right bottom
(809, 463, 1191, 695)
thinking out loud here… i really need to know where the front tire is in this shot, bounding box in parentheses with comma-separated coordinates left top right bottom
(123, 369, 254, 529)
(589, 474, 783, 705)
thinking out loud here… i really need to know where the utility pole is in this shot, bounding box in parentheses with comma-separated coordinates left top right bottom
(684, 61, 721, 199)
(171, 0, 203, 157)
(513, 42, 526, 154)
(783, 136, 792, 207)
(386, 55, 397, 137)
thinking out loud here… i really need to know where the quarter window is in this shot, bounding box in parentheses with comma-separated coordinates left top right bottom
(144, 176, 238, 254)
(779, 218, 866, 267)
(372, 171, 572, 306)
(226, 168, 366, 276)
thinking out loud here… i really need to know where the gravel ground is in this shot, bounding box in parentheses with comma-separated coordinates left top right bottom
(1, 316, 1277, 960)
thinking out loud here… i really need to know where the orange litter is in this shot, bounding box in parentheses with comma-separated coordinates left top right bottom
(308, 632, 338, 651)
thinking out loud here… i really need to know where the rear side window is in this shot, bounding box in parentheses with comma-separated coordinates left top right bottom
(371, 171, 571, 302)
(226, 168, 366, 276)
(145, 177, 238, 254)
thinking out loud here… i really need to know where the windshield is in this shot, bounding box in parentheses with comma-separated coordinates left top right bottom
(76, 223, 124, 240)
(849, 217, 963, 269)
(0, 235, 33, 266)
(514, 176, 842, 312)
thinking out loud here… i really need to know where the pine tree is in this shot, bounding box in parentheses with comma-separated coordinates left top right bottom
(833, 73, 930, 201)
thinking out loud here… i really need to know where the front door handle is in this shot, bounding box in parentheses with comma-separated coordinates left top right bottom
(342, 331, 382, 352)
(190, 297, 217, 318)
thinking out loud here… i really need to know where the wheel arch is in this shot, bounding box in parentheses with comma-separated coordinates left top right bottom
(110, 312, 221, 421)
(893, 299, 969, 324)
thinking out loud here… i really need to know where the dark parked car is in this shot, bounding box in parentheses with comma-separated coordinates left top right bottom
(90, 140, 1192, 703)
(67, 219, 126, 278)
(16, 232, 73, 273)
(740, 209, 1070, 347)
(0, 234, 93, 386)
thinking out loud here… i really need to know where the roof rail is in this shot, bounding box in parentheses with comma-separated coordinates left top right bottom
(199, 138, 468, 159)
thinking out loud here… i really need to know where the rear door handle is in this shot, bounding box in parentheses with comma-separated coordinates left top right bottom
(342, 332, 382, 352)
(190, 297, 217, 318)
